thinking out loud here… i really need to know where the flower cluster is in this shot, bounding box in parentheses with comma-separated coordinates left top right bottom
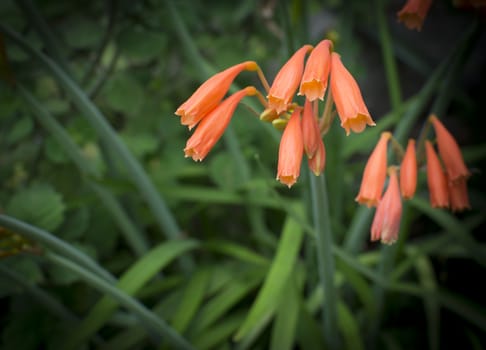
(356, 115, 471, 244)
(175, 39, 374, 187)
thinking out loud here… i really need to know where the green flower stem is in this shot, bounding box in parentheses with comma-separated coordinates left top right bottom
(343, 206, 373, 253)
(0, 265, 79, 323)
(0, 214, 115, 282)
(1, 24, 193, 271)
(15, 0, 72, 76)
(16, 83, 150, 256)
(309, 173, 339, 350)
(375, 0, 402, 110)
(46, 252, 195, 350)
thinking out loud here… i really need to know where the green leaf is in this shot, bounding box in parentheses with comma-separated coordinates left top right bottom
(209, 152, 245, 190)
(6, 183, 65, 232)
(234, 203, 305, 342)
(62, 16, 102, 49)
(337, 302, 365, 350)
(171, 267, 211, 334)
(204, 240, 269, 266)
(121, 132, 159, 158)
(66, 239, 199, 347)
(270, 274, 300, 350)
(192, 312, 245, 350)
(116, 27, 167, 62)
(44, 135, 69, 163)
(6, 116, 33, 145)
(103, 72, 144, 116)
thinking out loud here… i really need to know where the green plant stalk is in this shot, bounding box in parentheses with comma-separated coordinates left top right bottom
(46, 252, 195, 350)
(375, 0, 402, 110)
(309, 173, 339, 350)
(16, 83, 149, 256)
(0, 265, 78, 323)
(0, 214, 115, 282)
(1, 24, 193, 271)
(15, 0, 72, 76)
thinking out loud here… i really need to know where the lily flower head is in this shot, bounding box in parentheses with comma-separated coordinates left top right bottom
(184, 87, 256, 161)
(330, 52, 375, 135)
(355, 132, 391, 207)
(429, 115, 470, 183)
(268, 45, 313, 114)
(371, 166, 402, 245)
(397, 0, 433, 31)
(299, 39, 332, 102)
(277, 109, 304, 187)
(400, 139, 418, 199)
(425, 140, 449, 208)
(176, 61, 258, 129)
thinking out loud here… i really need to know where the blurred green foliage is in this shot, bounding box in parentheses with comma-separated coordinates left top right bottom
(1, 0, 485, 349)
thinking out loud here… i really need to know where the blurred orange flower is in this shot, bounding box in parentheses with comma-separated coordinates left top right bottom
(184, 87, 256, 161)
(397, 0, 433, 31)
(176, 61, 257, 129)
(299, 39, 332, 102)
(268, 45, 312, 113)
(371, 167, 402, 244)
(330, 52, 375, 136)
(425, 141, 449, 208)
(356, 132, 391, 207)
(277, 110, 304, 187)
(400, 139, 417, 199)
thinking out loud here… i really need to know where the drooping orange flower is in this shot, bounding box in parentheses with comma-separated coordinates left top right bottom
(397, 0, 433, 31)
(308, 136, 326, 176)
(355, 132, 391, 207)
(425, 141, 449, 208)
(400, 139, 417, 199)
(429, 115, 470, 183)
(176, 61, 257, 129)
(267, 45, 313, 114)
(299, 39, 332, 102)
(301, 99, 320, 158)
(371, 166, 402, 245)
(184, 87, 256, 161)
(330, 52, 375, 136)
(277, 109, 304, 187)
(448, 178, 471, 212)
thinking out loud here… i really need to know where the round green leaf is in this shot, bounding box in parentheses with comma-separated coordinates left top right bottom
(6, 184, 66, 232)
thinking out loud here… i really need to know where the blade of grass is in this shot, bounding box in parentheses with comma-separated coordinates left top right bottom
(0, 214, 115, 282)
(234, 203, 305, 343)
(46, 252, 195, 350)
(66, 239, 199, 348)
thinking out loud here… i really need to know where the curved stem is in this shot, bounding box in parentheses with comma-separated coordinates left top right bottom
(0, 214, 115, 282)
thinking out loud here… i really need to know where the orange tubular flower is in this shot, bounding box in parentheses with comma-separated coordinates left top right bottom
(268, 45, 313, 114)
(400, 139, 417, 199)
(176, 61, 257, 129)
(299, 39, 332, 101)
(330, 52, 375, 136)
(425, 141, 449, 208)
(308, 136, 326, 176)
(355, 132, 391, 207)
(448, 178, 471, 212)
(371, 167, 402, 245)
(184, 87, 256, 161)
(397, 0, 433, 31)
(277, 110, 304, 187)
(301, 99, 320, 158)
(429, 115, 471, 183)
